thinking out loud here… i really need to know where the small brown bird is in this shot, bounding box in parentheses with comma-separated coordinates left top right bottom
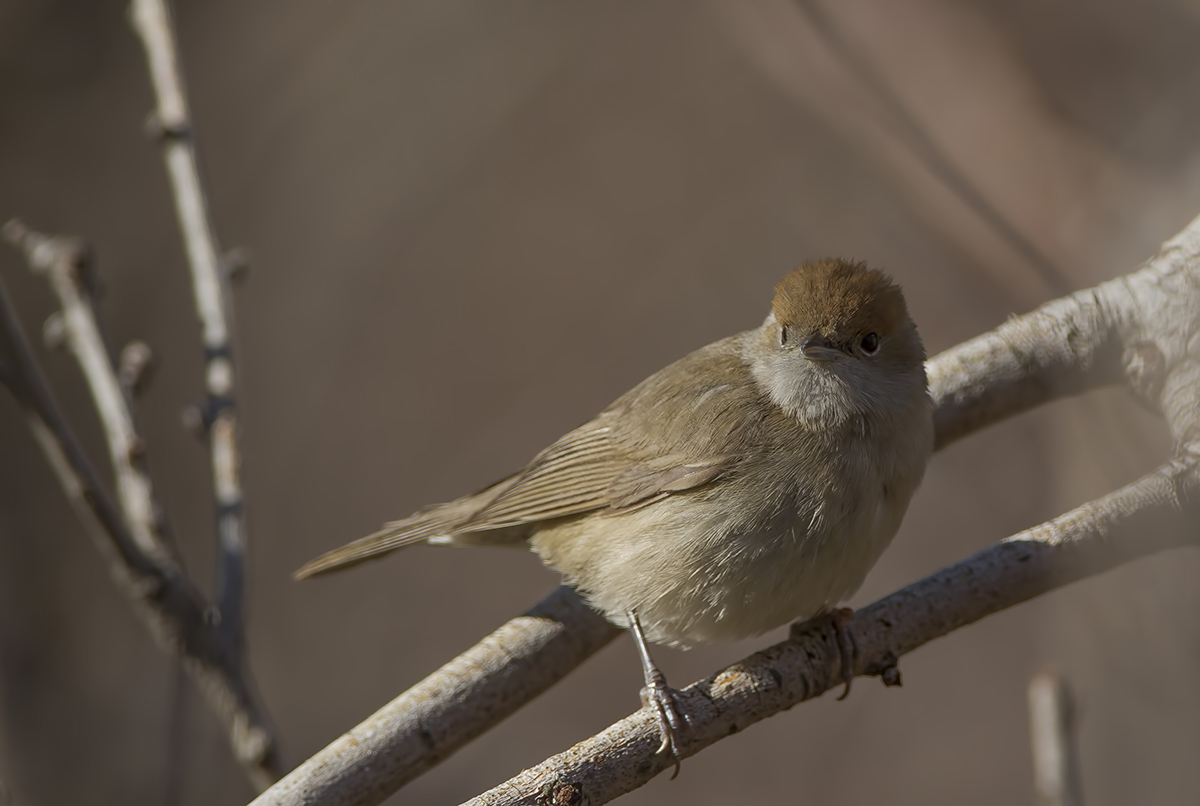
(297, 258, 932, 769)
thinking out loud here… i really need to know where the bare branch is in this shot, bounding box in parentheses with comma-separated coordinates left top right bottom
(0, 268, 280, 788)
(929, 215, 1200, 450)
(1028, 671, 1084, 806)
(128, 0, 250, 654)
(464, 457, 1199, 805)
(249, 588, 620, 806)
(926, 285, 1123, 451)
(260, 213, 1200, 806)
(119, 339, 155, 397)
(3, 219, 173, 566)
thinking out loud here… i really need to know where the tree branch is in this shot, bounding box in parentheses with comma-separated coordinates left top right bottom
(259, 213, 1200, 806)
(249, 589, 620, 806)
(0, 266, 280, 788)
(128, 0, 250, 655)
(1028, 671, 1084, 806)
(928, 218, 1200, 450)
(3, 219, 175, 567)
(464, 455, 1198, 806)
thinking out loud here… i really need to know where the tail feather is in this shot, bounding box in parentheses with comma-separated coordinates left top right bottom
(294, 475, 522, 580)
(294, 516, 450, 579)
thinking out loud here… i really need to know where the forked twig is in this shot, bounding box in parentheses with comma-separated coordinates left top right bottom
(0, 260, 280, 788)
(128, 0, 250, 655)
(3, 220, 174, 566)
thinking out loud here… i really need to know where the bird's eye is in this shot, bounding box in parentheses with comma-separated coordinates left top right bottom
(780, 326, 789, 346)
(860, 332, 880, 353)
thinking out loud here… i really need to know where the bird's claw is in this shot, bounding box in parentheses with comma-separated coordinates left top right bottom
(628, 610, 686, 778)
(829, 607, 858, 700)
(640, 674, 685, 778)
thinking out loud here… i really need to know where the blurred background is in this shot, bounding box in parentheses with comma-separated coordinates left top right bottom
(2, 1, 1199, 803)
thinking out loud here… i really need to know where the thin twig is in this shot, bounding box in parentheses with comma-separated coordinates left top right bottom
(3, 218, 199, 800)
(464, 456, 1198, 805)
(0, 269, 280, 788)
(128, 0, 249, 655)
(1029, 671, 1084, 806)
(2, 219, 174, 566)
(254, 212, 1200, 806)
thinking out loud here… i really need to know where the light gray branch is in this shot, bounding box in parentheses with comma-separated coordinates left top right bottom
(0, 266, 280, 788)
(460, 217, 1200, 806)
(128, 0, 250, 654)
(249, 589, 620, 806)
(464, 454, 1198, 806)
(258, 213, 1200, 806)
(928, 217, 1200, 450)
(1028, 671, 1084, 806)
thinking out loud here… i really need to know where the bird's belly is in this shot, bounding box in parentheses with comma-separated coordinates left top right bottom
(530, 487, 904, 648)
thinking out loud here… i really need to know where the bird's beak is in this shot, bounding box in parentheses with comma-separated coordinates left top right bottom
(800, 334, 842, 362)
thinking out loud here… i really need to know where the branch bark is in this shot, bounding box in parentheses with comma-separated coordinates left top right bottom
(128, 0, 250, 655)
(0, 263, 280, 788)
(1028, 671, 1084, 806)
(3, 220, 175, 567)
(464, 455, 1198, 806)
(256, 213, 1200, 806)
(250, 589, 619, 806)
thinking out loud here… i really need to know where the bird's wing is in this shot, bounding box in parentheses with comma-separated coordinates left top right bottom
(460, 426, 740, 530)
(461, 423, 624, 529)
(296, 333, 770, 577)
(462, 335, 758, 531)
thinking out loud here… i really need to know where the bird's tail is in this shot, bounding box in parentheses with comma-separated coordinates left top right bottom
(293, 513, 451, 579)
(293, 476, 521, 580)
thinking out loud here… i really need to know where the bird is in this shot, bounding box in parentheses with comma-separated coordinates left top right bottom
(296, 258, 933, 772)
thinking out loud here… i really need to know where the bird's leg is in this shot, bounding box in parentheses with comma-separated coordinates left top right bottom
(830, 607, 858, 700)
(628, 610, 685, 778)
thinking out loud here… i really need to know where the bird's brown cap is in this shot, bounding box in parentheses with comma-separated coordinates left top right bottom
(772, 258, 911, 341)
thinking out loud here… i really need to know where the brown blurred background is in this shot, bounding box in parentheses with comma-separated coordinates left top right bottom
(2, 1, 1200, 804)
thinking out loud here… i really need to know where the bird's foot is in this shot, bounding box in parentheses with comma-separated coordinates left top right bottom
(628, 610, 686, 778)
(829, 607, 858, 700)
(639, 672, 686, 778)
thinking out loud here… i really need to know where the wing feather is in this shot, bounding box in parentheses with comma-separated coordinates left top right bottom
(298, 332, 773, 577)
(465, 425, 623, 528)
(463, 335, 759, 531)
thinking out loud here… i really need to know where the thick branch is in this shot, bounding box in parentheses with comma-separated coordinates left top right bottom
(465, 457, 1200, 805)
(261, 214, 1200, 806)
(249, 589, 620, 806)
(926, 285, 1123, 450)
(129, 0, 249, 654)
(0, 270, 280, 787)
(928, 217, 1200, 449)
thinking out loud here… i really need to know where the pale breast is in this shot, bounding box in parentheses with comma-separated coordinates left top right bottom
(529, 427, 927, 647)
